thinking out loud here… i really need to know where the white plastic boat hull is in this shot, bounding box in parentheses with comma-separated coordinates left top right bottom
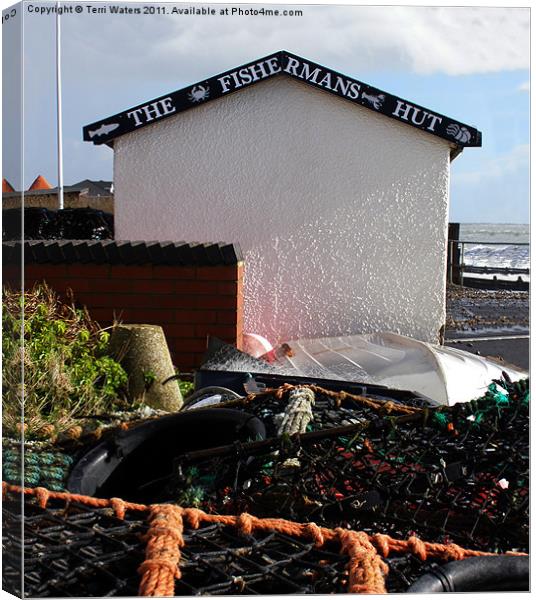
(275, 332, 526, 406)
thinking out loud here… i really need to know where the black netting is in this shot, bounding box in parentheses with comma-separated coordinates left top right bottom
(2, 377, 529, 596)
(171, 379, 529, 554)
(2, 207, 114, 241)
(176, 524, 348, 595)
(2, 498, 146, 597)
(3, 494, 453, 596)
(218, 386, 415, 438)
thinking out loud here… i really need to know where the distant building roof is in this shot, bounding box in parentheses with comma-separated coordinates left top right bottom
(45, 180, 113, 196)
(3, 179, 15, 193)
(28, 175, 53, 191)
(65, 179, 113, 196)
(2, 179, 113, 198)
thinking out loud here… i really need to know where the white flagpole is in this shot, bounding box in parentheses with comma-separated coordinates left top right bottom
(56, 2, 64, 210)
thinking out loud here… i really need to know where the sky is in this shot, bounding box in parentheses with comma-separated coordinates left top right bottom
(1, 1, 530, 223)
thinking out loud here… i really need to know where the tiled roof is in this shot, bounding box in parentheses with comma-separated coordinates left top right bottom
(28, 175, 53, 191)
(2, 240, 243, 266)
(3, 178, 15, 193)
(68, 180, 113, 196)
(3, 180, 114, 198)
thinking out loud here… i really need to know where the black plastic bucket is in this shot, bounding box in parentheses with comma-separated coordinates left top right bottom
(67, 408, 265, 503)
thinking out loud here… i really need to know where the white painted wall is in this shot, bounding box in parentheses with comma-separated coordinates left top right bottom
(114, 76, 452, 344)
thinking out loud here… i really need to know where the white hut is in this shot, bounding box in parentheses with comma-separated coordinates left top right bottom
(84, 51, 481, 344)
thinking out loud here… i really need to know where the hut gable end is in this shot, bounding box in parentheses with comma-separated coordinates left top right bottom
(83, 51, 482, 150)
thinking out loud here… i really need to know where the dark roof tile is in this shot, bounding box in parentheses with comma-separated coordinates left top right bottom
(2, 240, 242, 266)
(205, 243, 223, 265)
(43, 241, 65, 263)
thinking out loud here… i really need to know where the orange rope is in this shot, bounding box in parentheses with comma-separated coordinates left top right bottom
(337, 529, 389, 594)
(3, 482, 147, 516)
(3, 482, 527, 596)
(183, 509, 332, 546)
(138, 505, 185, 596)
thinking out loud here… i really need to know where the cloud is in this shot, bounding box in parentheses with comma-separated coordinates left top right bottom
(518, 81, 530, 92)
(450, 144, 529, 222)
(452, 144, 529, 186)
(51, 5, 529, 92)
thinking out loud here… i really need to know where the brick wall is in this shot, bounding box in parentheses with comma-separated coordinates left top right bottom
(3, 241, 244, 371)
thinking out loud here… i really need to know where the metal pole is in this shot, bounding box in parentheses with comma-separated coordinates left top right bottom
(56, 2, 64, 210)
(460, 242, 465, 286)
(448, 240, 453, 284)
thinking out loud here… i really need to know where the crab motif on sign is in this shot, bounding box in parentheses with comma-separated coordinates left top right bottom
(446, 124, 471, 144)
(188, 85, 210, 103)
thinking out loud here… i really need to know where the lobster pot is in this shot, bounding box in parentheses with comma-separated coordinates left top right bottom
(2, 485, 527, 597)
(173, 378, 529, 554)
(2, 378, 528, 596)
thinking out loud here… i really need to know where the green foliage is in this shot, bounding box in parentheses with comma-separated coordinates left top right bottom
(172, 368, 194, 398)
(143, 370, 157, 391)
(175, 466, 216, 507)
(2, 284, 128, 439)
(178, 379, 194, 398)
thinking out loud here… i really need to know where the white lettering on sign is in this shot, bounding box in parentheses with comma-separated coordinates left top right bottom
(392, 100, 443, 132)
(127, 97, 176, 127)
(160, 97, 176, 115)
(284, 57, 300, 76)
(299, 63, 322, 83)
(283, 57, 361, 101)
(218, 57, 281, 93)
(87, 53, 475, 146)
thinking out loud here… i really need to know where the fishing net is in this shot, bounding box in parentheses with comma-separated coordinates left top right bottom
(2, 207, 114, 241)
(214, 383, 424, 438)
(2, 376, 529, 596)
(2, 484, 523, 597)
(170, 377, 529, 554)
(2, 495, 145, 598)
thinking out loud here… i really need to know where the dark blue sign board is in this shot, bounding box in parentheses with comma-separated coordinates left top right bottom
(83, 51, 482, 148)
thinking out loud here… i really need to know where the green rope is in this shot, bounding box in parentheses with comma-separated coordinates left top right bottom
(427, 376, 528, 432)
(2, 444, 74, 490)
(432, 411, 449, 427)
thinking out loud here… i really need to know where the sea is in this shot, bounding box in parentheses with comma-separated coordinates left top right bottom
(458, 223, 529, 282)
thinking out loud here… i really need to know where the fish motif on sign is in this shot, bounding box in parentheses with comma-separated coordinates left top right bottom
(88, 123, 120, 138)
(362, 92, 386, 110)
(446, 124, 471, 143)
(188, 85, 210, 103)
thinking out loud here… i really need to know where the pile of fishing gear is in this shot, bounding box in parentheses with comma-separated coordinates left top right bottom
(2, 375, 529, 596)
(2, 207, 113, 241)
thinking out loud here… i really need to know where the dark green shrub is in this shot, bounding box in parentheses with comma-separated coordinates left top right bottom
(2, 284, 128, 439)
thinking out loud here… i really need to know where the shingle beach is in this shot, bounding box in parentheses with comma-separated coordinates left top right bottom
(445, 284, 529, 370)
